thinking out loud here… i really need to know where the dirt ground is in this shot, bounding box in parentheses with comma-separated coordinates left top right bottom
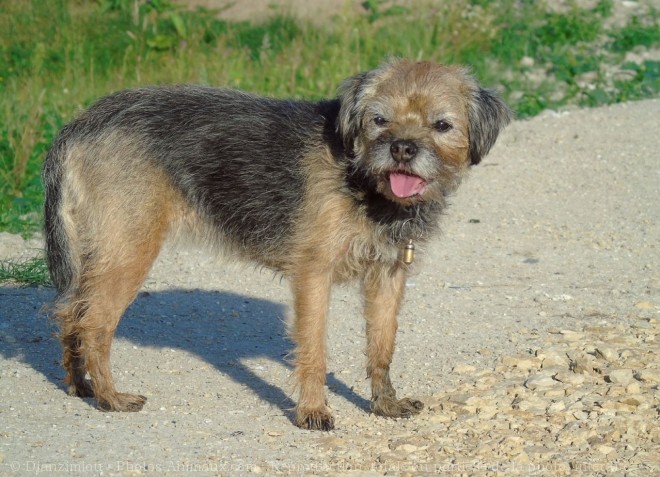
(182, 0, 657, 26)
(1, 94, 658, 475)
(181, 0, 365, 21)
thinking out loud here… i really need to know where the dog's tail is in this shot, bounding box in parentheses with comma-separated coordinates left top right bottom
(42, 122, 81, 296)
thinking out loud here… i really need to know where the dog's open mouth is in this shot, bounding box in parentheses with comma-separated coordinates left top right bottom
(388, 171, 427, 198)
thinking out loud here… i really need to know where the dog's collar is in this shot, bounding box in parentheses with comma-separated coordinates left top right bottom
(401, 239, 415, 264)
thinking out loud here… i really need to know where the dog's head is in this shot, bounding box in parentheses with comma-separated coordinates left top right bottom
(338, 59, 512, 205)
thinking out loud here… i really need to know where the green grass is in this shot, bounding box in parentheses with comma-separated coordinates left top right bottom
(0, 257, 51, 286)
(0, 0, 659, 244)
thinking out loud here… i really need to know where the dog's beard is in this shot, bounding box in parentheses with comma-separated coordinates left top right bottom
(344, 159, 446, 244)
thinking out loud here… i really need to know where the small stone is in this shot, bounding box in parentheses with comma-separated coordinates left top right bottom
(606, 386, 626, 397)
(595, 346, 619, 362)
(516, 397, 548, 415)
(396, 444, 419, 453)
(524, 374, 557, 390)
(448, 393, 471, 405)
(525, 445, 555, 459)
(620, 396, 644, 408)
(625, 381, 641, 394)
(537, 349, 570, 368)
(635, 369, 660, 383)
(452, 364, 477, 374)
(607, 369, 634, 385)
(601, 400, 638, 413)
(502, 356, 539, 371)
(547, 400, 566, 414)
(476, 405, 498, 420)
(558, 294, 573, 301)
(597, 444, 616, 455)
(573, 410, 589, 420)
(554, 371, 585, 386)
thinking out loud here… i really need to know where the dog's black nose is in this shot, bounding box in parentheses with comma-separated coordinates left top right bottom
(390, 140, 418, 163)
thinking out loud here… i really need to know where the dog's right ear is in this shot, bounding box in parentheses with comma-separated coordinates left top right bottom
(337, 72, 370, 157)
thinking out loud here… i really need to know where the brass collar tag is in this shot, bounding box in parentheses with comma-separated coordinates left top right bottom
(401, 239, 415, 264)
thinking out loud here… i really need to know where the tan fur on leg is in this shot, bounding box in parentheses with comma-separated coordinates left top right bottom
(364, 263, 423, 417)
(54, 146, 179, 411)
(291, 262, 335, 430)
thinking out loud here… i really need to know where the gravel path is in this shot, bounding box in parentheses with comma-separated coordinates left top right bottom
(0, 99, 658, 476)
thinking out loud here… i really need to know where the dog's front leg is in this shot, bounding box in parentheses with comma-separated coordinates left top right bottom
(291, 266, 334, 430)
(363, 262, 424, 418)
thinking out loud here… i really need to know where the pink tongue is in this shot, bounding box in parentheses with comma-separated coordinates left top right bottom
(389, 173, 426, 198)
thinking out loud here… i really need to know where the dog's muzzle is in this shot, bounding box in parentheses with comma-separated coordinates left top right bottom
(387, 140, 426, 198)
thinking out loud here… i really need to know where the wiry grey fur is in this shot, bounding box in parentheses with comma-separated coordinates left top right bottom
(43, 86, 341, 291)
(41, 60, 512, 430)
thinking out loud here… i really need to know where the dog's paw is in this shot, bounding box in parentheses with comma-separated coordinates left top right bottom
(373, 396, 424, 419)
(97, 392, 147, 412)
(295, 407, 335, 431)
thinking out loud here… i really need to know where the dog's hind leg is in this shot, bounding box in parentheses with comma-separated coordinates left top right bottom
(59, 305, 95, 399)
(73, 241, 163, 411)
(48, 141, 179, 411)
(54, 230, 168, 410)
(69, 195, 175, 411)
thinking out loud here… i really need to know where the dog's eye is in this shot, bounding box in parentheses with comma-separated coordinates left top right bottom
(434, 120, 453, 132)
(373, 116, 388, 126)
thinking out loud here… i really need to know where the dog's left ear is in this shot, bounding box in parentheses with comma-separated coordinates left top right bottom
(468, 88, 513, 165)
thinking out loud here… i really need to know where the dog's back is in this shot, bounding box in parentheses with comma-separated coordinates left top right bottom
(43, 86, 341, 293)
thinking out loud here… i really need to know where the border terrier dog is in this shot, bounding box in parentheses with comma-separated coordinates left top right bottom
(43, 59, 511, 430)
